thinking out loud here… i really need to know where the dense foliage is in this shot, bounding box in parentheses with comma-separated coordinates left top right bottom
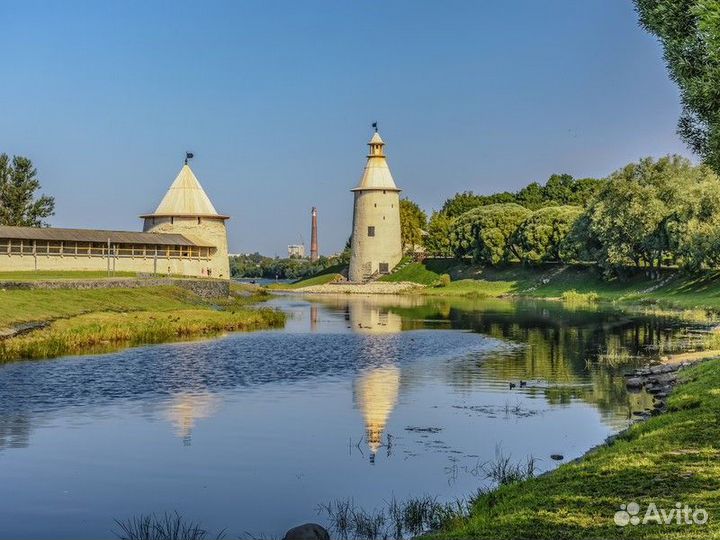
(513, 206, 583, 264)
(425, 156, 720, 276)
(399, 198, 427, 253)
(635, 0, 720, 173)
(449, 203, 532, 264)
(229, 252, 346, 279)
(0, 154, 55, 227)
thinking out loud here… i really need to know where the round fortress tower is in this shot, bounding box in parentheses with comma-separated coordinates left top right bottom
(141, 163, 230, 279)
(348, 130, 403, 282)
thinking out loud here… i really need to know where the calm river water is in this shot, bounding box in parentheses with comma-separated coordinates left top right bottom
(0, 294, 706, 538)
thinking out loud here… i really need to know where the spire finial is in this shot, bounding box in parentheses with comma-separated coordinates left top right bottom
(372, 121, 378, 133)
(184, 151, 194, 165)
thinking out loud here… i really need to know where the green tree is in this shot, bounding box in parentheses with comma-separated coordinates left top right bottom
(666, 166, 720, 270)
(635, 0, 720, 173)
(586, 156, 694, 273)
(425, 211, 455, 257)
(515, 182, 545, 209)
(513, 206, 583, 263)
(441, 191, 486, 218)
(0, 154, 55, 226)
(543, 174, 576, 204)
(450, 203, 532, 264)
(399, 198, 427, 253)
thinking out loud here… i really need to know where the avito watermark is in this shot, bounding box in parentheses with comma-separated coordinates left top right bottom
(615, 501, 708, 527)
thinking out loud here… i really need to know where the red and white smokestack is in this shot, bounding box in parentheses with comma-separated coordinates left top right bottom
(310, 207, 319, 262)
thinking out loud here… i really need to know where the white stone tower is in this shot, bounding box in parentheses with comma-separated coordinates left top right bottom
(141, 163, 230, 279)
(348, 130, 402, 282)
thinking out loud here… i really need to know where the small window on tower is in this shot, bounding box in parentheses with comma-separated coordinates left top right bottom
(368, 226, 375, 237)
(170, 217, 174, 225)
(197, 217, 202, 225)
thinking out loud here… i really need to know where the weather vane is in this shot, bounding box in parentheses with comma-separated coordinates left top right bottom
(184, 151, 194, 165)
(372, 122, 378, 132)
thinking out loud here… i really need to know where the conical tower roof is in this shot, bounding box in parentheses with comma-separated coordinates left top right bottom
(352, 131, 401, 192)
(141, 164, 228, 219)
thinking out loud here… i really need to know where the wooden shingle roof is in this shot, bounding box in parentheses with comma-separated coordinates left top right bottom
(0, 226, 213, 247)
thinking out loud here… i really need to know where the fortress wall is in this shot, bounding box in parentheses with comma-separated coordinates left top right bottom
(143, 216, 229, 278)
(0, 252, 215, 277)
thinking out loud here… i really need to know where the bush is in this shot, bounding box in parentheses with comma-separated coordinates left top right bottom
(435, 274, 451, 287)
(561, 290, 599, 304)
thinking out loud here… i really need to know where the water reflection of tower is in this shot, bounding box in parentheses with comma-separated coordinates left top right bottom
(164, 392, 218, 446)
(348, 298, 402, 334)
(310, 304, 319, 332)
(348, 297, 403, 463)
(354, 365, 401, 463)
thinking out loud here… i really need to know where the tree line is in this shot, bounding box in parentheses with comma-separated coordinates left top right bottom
(405, 155, 720, 277)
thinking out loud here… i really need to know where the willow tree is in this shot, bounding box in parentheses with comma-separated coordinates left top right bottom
(635, 0, 720, 172)
(450, 203, 532, 264)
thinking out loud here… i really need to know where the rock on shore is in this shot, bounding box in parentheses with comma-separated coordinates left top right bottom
(294, 281, 421, 294)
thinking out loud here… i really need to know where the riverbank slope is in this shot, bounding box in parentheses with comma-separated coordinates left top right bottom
(431, 357, 720, 539)
(382, 260, 720, 311)
(0, 279, 284, 362)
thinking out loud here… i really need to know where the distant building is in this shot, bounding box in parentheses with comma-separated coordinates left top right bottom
(288, 244, 306, 258)
(0, 163, 230, 278)
(348, 130, 402, 282)
(310, 207, 319, 262)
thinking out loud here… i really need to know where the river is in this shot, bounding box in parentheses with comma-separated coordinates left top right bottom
(0, 294, 706, 538)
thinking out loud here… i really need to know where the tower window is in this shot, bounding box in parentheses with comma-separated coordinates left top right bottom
(383, 190, 386, 194)
(368, 226, 375, 237)
(170, 217, 174, 225)
(197, 217, 202, 224)
(374, 203, 377, 207)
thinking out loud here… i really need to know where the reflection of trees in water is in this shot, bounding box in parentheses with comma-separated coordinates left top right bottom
(404, 299, 692, 424)
(0, 412, 31, 450)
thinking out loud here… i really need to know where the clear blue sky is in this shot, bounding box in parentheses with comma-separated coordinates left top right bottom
(0, 0, 687, 256)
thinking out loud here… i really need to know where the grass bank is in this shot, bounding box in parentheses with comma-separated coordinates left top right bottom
(269, 263, 346, 290)
(383, 260, 720, 311)
(431, 358, 720, 539)
(0, 284, 284, 362)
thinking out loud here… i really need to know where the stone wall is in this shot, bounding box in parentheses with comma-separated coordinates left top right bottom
(0, 277, 230, 298)
(0, 252, 216, 277)
(143, 216, 230, 279)
(349, 190, 402, 282)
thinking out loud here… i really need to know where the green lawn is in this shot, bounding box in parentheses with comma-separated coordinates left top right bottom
(0, 287, 206, 327)
(381, 260, 720, 311)
(0, 284, 283, 361)
(270, 263, 347, 289)
(432, 358, 720, 539)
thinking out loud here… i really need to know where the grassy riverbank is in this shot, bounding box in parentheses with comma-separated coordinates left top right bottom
(431, 357, 720, 539)
(382, 260, 720, 311)
(0, 284, 284, 362)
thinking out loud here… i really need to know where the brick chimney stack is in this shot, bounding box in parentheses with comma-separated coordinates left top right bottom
(310, 207, 319, 261)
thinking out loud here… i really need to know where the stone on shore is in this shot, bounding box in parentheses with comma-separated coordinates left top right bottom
(295, 281, 421, 294)
(282, 523, 330, 540)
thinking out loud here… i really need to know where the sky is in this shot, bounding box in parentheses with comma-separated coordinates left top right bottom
(0, 1, 688, 256)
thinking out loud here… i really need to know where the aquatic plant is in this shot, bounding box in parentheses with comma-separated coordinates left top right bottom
(482, 447, 537, 486)
(318, 494, 469, 540)
(561, 289, 599, 304)
(114, 511, 225, 540)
